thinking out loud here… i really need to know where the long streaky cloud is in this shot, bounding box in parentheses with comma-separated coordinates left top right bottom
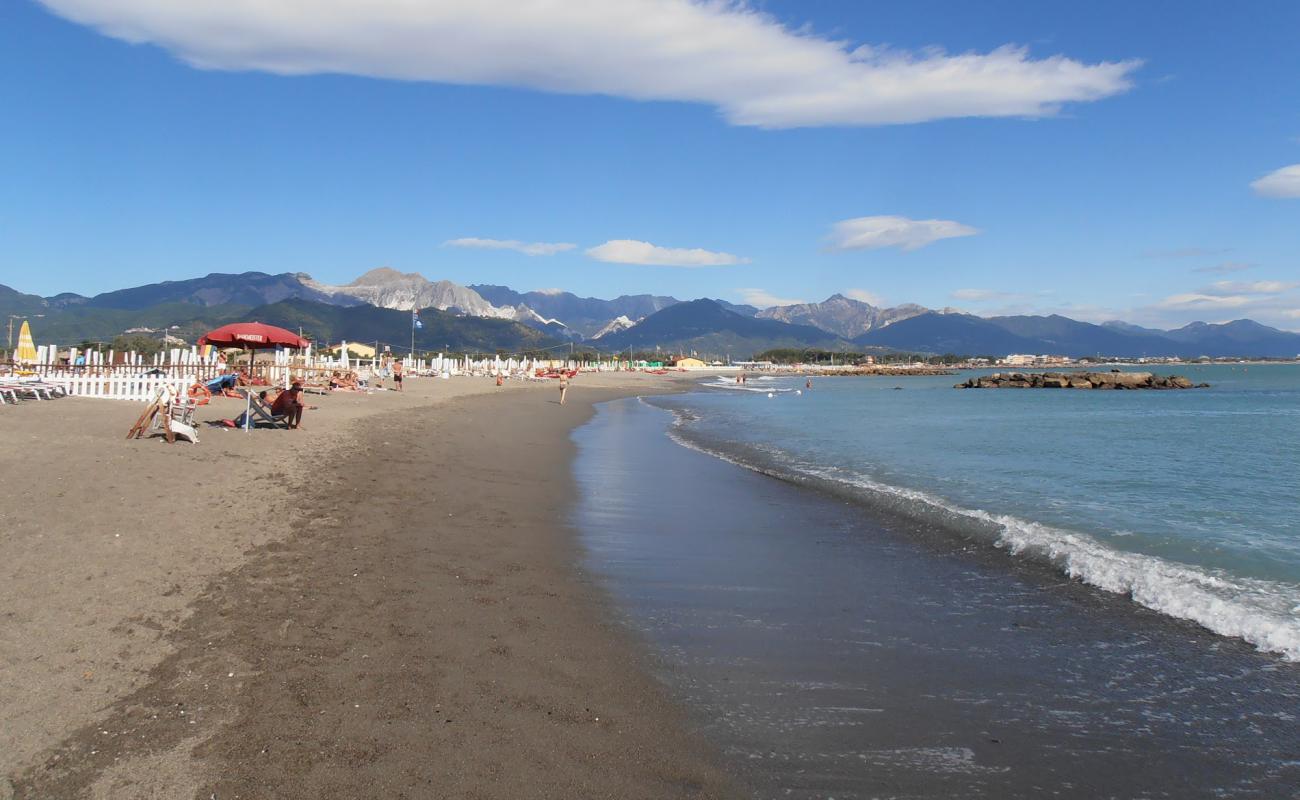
(445, 237, 575, 256)
(586, 239, 748, 267)
(35, 0, 1139, 128)
(827, 215, 979, 252)
(1206, 280, 1295, 295)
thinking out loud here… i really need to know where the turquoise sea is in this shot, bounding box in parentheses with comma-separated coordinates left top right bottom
(572, 364, 1300, 797)
(657, 363, 1300, 660)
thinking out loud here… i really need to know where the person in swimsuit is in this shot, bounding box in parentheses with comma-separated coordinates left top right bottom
(559, 375, 569, 405)
(393, 360, 404, 392)
(271, 383, 305, 428)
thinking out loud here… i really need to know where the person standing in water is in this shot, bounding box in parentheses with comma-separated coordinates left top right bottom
(559, 374, 569, 405)
(806, 377, 813, 389)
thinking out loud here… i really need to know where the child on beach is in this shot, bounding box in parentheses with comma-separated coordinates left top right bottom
(559, 375, 569, 405)
(393, 360, 403, 392)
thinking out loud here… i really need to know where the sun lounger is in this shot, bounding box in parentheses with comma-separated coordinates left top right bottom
(0, 381, 60, 400)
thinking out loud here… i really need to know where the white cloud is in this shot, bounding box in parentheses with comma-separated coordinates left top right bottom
(1250, 164, 1300, 198)
(532, 287, 567, 295)
(737, 288, 805, 308)
(1156, 293, 1254, 310)
(35, 0, 1139, 129)
(1207, 280, 1296, 295)
(843, 288, 885, 305)
(827, 215, 979, 252)
(586, 239, 748, 267)
(445, 237, 575, 256)
(1284, 309, 1300, 319)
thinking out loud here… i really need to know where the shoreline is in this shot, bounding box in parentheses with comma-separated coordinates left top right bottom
(4, 374, 737, 798)
(572, 394, 1300, 798)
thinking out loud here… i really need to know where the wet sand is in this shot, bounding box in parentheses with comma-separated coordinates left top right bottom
(572, 395, 1300, 799)
(1, 374, 736, 798)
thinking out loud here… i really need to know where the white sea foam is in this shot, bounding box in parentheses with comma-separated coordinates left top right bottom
(700, 376, 795, 394)
(659, 408, 1300, 662)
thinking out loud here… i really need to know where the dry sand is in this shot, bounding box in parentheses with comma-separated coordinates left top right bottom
(0, 373, 736, 799)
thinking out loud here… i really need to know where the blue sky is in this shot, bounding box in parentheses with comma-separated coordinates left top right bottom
(1, 0, 1298, 328)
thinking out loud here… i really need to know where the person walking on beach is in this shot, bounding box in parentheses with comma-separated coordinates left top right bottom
(559, 375, 569, 405)
(393, 359, 403, 392)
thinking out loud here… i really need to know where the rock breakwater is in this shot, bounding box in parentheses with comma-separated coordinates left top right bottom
(955, 371, 1209, 390)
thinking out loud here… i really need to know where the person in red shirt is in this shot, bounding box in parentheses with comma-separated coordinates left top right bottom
(271, 383, 305, 429)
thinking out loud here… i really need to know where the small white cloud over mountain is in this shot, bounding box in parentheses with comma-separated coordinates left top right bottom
(737, 288, 807, 308)
(827, 215, 979, 252)
(445, 238, 575, 256)
(843, 289, 885, 306)
(586, 239, 748, 267)
(35, 0, 1137, 129)
(1250, 164, 1300, 198)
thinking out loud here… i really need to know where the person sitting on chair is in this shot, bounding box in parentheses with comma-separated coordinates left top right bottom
(271, 383, 305, 429)
(232, 390, 269, 428)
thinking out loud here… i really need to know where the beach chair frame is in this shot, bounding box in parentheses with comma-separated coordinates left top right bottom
(239, 389, 292, 430)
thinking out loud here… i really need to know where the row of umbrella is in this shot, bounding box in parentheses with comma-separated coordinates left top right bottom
(9, 320, 309, 365)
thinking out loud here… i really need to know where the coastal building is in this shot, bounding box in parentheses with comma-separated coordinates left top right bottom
(673, 357, 707, 368)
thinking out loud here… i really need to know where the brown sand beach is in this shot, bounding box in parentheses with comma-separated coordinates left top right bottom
(1, 374, 737, 799)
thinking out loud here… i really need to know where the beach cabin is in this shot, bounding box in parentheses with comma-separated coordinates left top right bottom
(673, 357, 707, 368)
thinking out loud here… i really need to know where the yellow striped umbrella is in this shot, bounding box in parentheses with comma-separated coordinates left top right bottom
(15, 319, 38, 364)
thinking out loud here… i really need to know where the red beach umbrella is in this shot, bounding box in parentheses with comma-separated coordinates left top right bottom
(200, 322, 309, 388)
(199, 322, 309, 350)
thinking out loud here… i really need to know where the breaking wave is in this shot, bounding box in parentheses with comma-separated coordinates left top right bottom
(657, 403, 1300, 662)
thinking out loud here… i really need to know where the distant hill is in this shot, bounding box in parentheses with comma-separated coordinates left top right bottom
(855, 312, 1046, 356)
(983, 314, 1177, 358)
(82, 271, 347, 310)
(7, 273, 1300, 358)
(471, 285, 680, 338)
(0, 284, 50, 316)
(757, 293, 927, 338)
(304, 268, 507, 316)
(598, 299, 845, 356)
(1161, 320, 1300, 357)
(860, 311, 1300, 358)
(16, 302, 255, 345)
(240, 299, 560, 353)
(712, 299, 761, 317)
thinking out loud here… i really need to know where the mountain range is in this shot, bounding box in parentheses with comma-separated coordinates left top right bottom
(3, 270, 1299, 359)
(756, 293, 929, 338)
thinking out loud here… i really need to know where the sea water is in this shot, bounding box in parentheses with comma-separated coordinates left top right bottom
(657, 364, 1300, 661)
(571, 364, 1300, 798)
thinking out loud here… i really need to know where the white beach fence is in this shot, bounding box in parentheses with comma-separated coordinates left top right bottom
(27, 345, 198, 401)
(18, 340, 636, 401)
